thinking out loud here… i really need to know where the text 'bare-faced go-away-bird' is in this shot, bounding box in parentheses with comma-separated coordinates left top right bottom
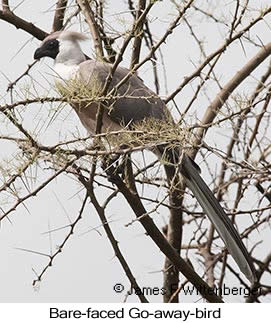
(34, 31, 256, 284)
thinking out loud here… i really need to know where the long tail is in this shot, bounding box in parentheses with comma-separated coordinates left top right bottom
(179, 154, 256, 283)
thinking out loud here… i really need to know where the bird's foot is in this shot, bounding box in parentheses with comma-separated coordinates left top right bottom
(101, 154, 124, 184)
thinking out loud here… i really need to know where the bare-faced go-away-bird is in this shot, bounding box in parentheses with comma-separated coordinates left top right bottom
(34, 31, 256, 284)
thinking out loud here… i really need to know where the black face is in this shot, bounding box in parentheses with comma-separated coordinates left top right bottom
(34, 39, 59, 60)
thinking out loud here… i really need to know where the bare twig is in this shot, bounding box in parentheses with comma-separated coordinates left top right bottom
(165, 7, 271, 104)
(52, 0, 68, 32)
(74, 165, 149, 303)
(33, 193, 88, 286)
(0, 8, 47, 40)
(7, 60, 38, 92)
(77, 0, 104, 60)
(103, 167, 223, 303)
(192, 41, 271, 158)
(130, 0, 146, 68)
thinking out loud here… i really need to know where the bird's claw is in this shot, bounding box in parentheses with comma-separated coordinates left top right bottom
(101, 154, 124, 184)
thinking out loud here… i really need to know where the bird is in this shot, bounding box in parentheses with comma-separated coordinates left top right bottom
(34, 30, 256, 283)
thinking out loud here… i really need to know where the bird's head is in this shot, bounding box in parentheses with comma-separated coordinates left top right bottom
(34, 31, 88, 64)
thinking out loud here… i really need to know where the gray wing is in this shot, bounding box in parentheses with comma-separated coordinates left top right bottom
(78, 60, 168, 127)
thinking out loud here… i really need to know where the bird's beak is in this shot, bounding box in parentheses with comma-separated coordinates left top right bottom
(34, 47, 44, 60)
(33, 41, 59, 60)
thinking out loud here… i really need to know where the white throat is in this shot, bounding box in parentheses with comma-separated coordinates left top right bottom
(53, 39, 86, 82)
(54, 63, 79, 82)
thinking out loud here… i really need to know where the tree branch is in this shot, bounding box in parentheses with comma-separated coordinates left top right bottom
(106, 169, 223, 303)
(130, 0, 146, 68)
(75, 164, 149, 303)
(77, 0, 104, 60)
(0, 9, 47, 40)
(193, 41, 271, 158)
(52, 0, 68, 32)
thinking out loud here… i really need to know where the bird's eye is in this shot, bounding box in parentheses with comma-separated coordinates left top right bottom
(47, 40, 58, 49)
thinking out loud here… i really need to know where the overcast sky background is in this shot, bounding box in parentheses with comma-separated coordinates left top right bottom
(0, 0, 271, 303)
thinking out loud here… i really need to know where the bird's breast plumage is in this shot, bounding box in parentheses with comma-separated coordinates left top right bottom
(54, 62, 80, 84)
